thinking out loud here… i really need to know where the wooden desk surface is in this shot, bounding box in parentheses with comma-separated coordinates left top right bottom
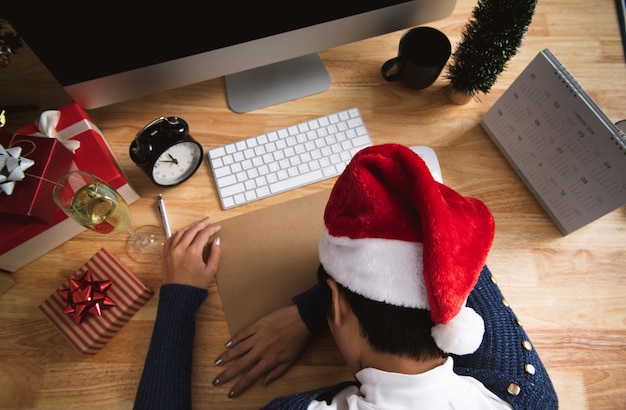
(1, 0, 625, 408)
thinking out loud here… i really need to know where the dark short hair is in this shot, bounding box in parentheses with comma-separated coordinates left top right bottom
(317, 264, 444, 361)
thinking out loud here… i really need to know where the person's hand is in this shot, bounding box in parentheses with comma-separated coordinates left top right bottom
(162, 217, 222, 289)
(212, 304, 312, 398)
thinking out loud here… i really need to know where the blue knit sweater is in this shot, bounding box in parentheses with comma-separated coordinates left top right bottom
(134, 266, 558, 409)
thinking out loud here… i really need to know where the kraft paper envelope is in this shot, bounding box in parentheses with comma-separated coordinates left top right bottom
(216, 190, 331, 336)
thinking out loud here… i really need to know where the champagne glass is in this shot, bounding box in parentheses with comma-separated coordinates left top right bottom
(53, 170, 165, 263)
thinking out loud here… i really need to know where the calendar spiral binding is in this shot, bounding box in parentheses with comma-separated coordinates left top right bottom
(541, 49, 626, 151)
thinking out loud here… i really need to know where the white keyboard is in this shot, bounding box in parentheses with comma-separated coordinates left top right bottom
(207, 108, 372, 209)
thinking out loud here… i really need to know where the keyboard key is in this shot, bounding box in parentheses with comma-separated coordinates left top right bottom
(217, 174, 237, 188)
(213, 166, 231, 178)
(221, 182, 245, 197)
(270, 169, 324, 194)
(210, 146, 225, 158)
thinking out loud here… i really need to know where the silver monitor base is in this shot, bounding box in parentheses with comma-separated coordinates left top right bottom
(225, 54, 331, 113)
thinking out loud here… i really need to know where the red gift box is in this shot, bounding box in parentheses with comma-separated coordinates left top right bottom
(0, 103, 140, 272)
(39, 248, 153, 355)
(14, 103, 127, 186)
(0, 134, 74, 225)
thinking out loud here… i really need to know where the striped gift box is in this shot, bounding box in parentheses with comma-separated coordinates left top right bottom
(39, 248, 154, 354)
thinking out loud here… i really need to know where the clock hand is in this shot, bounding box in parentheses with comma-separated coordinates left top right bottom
(167, 153, 179, 165)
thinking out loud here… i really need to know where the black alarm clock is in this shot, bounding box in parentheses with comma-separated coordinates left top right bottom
(130, 116, 203, 187)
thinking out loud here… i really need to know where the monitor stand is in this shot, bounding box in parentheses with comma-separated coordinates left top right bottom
(225, 53, 332, 113)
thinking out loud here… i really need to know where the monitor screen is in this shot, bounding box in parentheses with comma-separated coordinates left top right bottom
(5, 0, 455, 112)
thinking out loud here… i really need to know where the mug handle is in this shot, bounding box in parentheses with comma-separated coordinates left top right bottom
(381, 57, 404, 82)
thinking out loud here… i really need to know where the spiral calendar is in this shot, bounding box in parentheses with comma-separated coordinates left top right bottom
(481, 49, 626, 235)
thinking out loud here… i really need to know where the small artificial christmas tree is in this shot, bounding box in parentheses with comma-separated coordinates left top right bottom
(446, 0, 538, 104)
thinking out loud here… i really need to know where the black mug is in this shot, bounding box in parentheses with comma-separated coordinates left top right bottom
(381, 27, 451, 90)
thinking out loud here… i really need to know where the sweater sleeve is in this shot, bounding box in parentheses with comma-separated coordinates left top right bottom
(133, 284, 208, 410)
(452, 265, 559, 409)
(292, 283, 328, 335)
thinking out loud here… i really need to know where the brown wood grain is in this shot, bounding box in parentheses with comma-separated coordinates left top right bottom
(1, 0, 625, 408)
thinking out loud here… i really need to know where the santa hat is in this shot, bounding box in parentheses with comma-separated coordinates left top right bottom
(319, 144, 495, 355)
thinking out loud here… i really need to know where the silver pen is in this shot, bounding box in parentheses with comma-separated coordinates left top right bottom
(156, 194, 172, 238)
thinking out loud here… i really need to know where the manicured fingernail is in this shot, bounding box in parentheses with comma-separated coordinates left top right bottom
(212, 378, 220, 386)
(225, 340, 232, 348)
(228, 390, 235, 398)
(214, 358, 223, 366)
(215, 237, 221, 246)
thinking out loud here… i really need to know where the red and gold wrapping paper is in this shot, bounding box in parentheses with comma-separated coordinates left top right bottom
(0, 134, 74, 225)
(39, 248, 153, 355)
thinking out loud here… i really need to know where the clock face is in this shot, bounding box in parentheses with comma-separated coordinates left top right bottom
(152, 141, 203, 186)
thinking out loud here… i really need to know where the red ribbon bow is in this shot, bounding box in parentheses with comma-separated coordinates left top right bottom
(58, 270, 116, 324)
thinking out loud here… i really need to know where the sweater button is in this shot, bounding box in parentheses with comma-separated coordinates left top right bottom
(507, 383, 521, 396)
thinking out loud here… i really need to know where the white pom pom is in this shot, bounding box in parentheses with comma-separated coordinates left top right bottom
(431, 307, 485, 355)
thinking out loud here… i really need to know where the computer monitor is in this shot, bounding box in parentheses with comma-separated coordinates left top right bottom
(5, 1, 456, 112)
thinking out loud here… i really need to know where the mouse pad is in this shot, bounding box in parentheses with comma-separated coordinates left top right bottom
(216, 190, 331, 336)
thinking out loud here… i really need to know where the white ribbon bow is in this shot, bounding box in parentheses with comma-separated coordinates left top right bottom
(35, 110, 81, 153)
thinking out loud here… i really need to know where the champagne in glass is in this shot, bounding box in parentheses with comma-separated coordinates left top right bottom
(53, 170, 164, 263)
(68, 181, 131, 234)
